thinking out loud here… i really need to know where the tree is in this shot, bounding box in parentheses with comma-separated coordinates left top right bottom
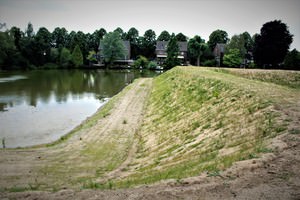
(165, 34, 179, 69)
(157, 30, 171, 41)
(51, 27, 68, 48)
(188, 35, 207, 66)
(89, 28, 106, 52)
(208, 29, 229, 50)
(141, 29, 156, 59)
(225, 34, 246, 61)
(35, 27, 52, 65)
(133, 55, 149, 69)
(60, 47, 71, 67)
(223, 48, 242, 67)
(125, 27, 139, 59)
(68, 31, 88, 64)
(25, 22, 34, 38)
(10, 26, 23, 51)
(50, 48, 59, 63)
(114, 27, 125, 39)
(284, 49, 300, 70)
(0, 31, 16, 68)
(242, 31, 254, 52)
(87, 50, 97, 66)
(72, 44, 83, 67)
(253, 20, 293, 67)
(176, 33, 187, 42)
(101, 31, 126, 67)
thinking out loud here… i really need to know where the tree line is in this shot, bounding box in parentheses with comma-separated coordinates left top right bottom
(0, 20, 299, 70)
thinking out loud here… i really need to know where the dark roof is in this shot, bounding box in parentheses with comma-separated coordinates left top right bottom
(156, 41, 188, 52)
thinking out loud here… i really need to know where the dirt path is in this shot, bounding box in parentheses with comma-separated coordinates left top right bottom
(1, 132, 299, 200)
(0, 78, 153, 191)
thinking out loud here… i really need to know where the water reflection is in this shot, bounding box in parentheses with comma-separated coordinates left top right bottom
(0, 69, 158, 147)
(0, 69, 155, 111)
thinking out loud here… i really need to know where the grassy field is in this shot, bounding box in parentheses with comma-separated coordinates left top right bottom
(104, 66, 299, 188)
(1, 66, 299, 193)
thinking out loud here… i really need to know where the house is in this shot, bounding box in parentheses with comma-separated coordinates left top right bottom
(155, 41, 188, 65)
(213, 43, 226, 67)
(98, 40, 133, 67)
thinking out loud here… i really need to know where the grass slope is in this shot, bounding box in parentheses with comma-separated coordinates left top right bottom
(109, 66, 294, 188)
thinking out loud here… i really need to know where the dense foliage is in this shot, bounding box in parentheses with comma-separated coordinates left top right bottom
(71, 44, 83, 67)
(223, 49, 243, 67)
(253, 20, 293, 68)
(284, 49, 300, 70)
(164, 34, 180, 69)
(188, 36, 208, 66)
(101, 31, 126, 66)
(0, 20, 298, 70)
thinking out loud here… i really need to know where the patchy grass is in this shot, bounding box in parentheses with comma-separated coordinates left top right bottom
(212, 68, 300, 89)
(112, 66, 290, 188)
(4, 67, 298, 192)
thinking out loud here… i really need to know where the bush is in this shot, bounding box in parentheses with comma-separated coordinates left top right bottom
(202, 59, 216, 67)
(41, 63, 59, 69)
(133, 56, 149, 69)
(147, 61, 158, 70)
(60, 47, 72, 68)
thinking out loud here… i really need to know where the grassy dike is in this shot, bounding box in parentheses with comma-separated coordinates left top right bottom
(101, 66, 298, 189)
(2, 67, 299, 193)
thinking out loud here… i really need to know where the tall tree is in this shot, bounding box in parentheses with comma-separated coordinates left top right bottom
(60, 47, 71, 67)
(71, 44, 83, 67)
(51, 27, 68, 49)
(0, 31, 16, 68)
(188, 35, 207, 66)
(253, 20, 293, 67)
(208, 29, 229, 50)
(125, 27, 139, 59)
(225, 34, 246, 60)
(34, 27, 52, 65)
(141, 29, 156, 59)
(242, 31, 254, 52)
(157, 30, 171, 41)
(114, 27, 125, 39)
(165, 34, 179, 69)
(101, 31, 126, 67)
(89, 28, 106, 52)
(10, 26, 23, 51)
(176, 33, 187, 42)
(25, 22, 34, 38)
(71, 31, 88, 64)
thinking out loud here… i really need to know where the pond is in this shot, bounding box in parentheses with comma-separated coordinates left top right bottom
(0, 69, 159, 148)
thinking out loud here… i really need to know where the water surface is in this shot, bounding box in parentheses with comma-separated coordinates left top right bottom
(0, 69, 158, 148)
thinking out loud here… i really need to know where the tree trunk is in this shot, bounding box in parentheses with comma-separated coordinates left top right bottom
(197, 56, 200, 66)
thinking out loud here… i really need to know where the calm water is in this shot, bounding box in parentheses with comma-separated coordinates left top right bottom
(0, 69, 159, 148)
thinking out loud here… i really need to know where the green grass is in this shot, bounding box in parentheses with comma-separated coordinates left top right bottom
(213, 68, 300, 89)
(110, 66, 290, 188)
(6, 67, 296, 191)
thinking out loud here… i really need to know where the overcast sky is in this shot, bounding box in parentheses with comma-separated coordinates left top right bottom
(1, 0, 299, 49)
